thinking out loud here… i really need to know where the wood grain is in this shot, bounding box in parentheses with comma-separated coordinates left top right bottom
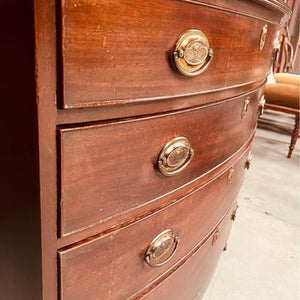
(59, 88, 261, 236)
(34, 0, 59, 298)
(56, 80, 265, 125)
(2, 0, 291, 299)
(57, 136, 254, 248)
(60, 0, 279, 108)
(138, 203, 235, 300)
(59, 150, 248, 300)
(178, 0, 291, 23)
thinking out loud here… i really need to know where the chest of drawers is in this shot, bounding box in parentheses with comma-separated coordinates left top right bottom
(1, 0, 290, 299)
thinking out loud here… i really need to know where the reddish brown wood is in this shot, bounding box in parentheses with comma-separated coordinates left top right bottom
(57, 138, 253, 248)
(59, 89, 261, 236)
(138, 204, 235, 300)
(56, 80, 265, 125)
(2, 1, 290, 299)
(180, 0, 290, 22)
(59, 149, 248, 300)
(34, 0, 60, 298)
(60, 0, 281, 109)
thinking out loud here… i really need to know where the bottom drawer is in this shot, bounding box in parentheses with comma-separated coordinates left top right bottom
(139, 204, 236, 300)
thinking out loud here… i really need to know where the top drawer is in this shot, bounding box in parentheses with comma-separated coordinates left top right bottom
(59, 0, 279, 109)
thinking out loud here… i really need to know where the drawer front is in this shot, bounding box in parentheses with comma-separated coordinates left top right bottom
(60, 0, 278, 109)
(59, 148, 249, 300)
(59, 89, 261, 236)
(140, 204, 235, 300)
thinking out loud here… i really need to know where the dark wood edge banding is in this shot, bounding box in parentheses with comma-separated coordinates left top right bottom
(56, 79, 266, 125)
(34, 0, 58, 298)
(58, 82, 265, 132)
(251, 0, 291, 15)
(178, 0, 291, 22)
(61, 78, 267, 110)
(55, 0, 64, 112)
(57, 135, 254, 249)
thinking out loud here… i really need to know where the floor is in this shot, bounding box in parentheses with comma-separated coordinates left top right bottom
(203, 110, 300, 300)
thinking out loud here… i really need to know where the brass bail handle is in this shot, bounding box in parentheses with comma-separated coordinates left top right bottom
(173, 29, 213, 77)
(157, 137, 194, 176)
(144, 229, 179, 268)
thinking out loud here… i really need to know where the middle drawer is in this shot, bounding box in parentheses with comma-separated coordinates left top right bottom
(59, 88, 261, 236)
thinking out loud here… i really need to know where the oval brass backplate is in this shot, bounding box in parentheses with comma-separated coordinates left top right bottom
(144, 229, 179, 268)
(173, 29, 213, 77)
(157, 136, 194, 176)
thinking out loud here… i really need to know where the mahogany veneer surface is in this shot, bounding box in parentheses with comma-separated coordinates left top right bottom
(60, 0, 280, 108)
(1, 0, 290, 299)
(59, 88, 261, 236)
(59, 148, 249, 300)
(140, 205, 235, 300)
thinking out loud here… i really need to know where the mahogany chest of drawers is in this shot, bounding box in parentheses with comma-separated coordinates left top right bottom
(0, 0, 290, 299)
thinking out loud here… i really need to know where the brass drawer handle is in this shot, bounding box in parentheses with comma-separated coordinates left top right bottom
(144, 229, 179, 268)
(173, 29, 213, 77)
(157, 137, 194, 176)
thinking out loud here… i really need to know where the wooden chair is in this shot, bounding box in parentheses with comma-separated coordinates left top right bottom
(264, 73, 300, 158)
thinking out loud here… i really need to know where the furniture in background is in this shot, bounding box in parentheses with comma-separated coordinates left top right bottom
(264, 73, 300, 158)
(1, 0, 290, 299)
(266, 0, 299, 159)
(273, 0, 299, 73)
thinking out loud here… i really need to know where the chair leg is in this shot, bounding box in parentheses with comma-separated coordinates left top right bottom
(287, 114, 300, 158)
